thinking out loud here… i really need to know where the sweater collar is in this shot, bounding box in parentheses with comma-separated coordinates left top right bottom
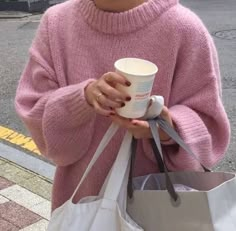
(77, 0, 178, 34)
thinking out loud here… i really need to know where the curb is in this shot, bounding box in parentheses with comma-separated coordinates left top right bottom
(0, 142, 55, 181)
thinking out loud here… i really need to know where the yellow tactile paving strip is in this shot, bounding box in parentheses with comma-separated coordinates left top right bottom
(0, 126, 40, 155)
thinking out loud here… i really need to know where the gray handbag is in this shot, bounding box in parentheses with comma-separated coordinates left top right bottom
(127, 117, 236, 231)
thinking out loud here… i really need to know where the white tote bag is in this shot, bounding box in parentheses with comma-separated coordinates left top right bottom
(47, 123, 143, 231)
(127, 118, 236, 231)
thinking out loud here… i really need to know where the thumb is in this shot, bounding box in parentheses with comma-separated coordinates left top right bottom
(160, 106, 173, 127)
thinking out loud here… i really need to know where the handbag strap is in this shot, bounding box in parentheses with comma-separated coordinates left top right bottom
(70, 123, 119, 200)
(148, 119, 178, 201)
(150, 138, 165, 172)
(128, 121, 178, 201)
(103, 131, 133, 201)
(128, 116, 211, 201)
(127, 137, 165, 198)
(154, 116, 210, 172)
(148, 117, 211, 201)
(128, 137, 138, 198)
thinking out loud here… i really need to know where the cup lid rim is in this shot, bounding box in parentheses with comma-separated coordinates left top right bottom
(114, 57, 158, 77)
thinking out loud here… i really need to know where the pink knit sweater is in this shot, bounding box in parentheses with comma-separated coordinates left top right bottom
(15, 0, 230, 211)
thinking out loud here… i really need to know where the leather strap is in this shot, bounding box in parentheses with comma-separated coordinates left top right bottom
(154, 116, 210, 172)
(127, 116, 211, 201)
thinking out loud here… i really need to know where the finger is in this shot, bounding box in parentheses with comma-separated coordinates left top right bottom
(131, 119, 149, 128)
(97, 93, 125, 109)
(160, 106, 169, 120)
(104, 72, 131, 87)
(160, 106, 173, 124)
(93, 100, 115, 116)
(98, 83, 131, 102)
(110, 115, 133, 128)
(160, 106, 169, 117)
(129, 129, 152, 139)
(103, 98, 126, 109)
(128, 120, 152, 139)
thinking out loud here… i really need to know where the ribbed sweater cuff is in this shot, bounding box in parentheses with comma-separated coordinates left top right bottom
(169, 105, 209, 145)
(45, 79, 96, 126)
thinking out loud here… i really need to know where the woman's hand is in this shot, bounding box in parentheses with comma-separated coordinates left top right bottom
(85, 72, 131, 116)
(110, 106, 173, 141)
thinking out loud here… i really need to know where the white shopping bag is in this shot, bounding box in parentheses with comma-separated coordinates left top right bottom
(127, 118, 236, 231)
(47, 123, 143, 231)
(128, 171, 236, 231)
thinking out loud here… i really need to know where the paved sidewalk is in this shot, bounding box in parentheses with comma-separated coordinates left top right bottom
(0, 11, 32, 19)
(0, 157, 52, 231)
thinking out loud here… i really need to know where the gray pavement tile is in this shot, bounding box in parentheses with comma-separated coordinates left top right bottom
(0, 160, 52, 200)
(19, 176, 52, 201)
(0, 158, 7, 165)
(0, 217, 18, 231)
(0, 143, 55, 181)
(0, 163, 21, 181)
(0, 201, 41, 228)
(0, 163, 35, 184)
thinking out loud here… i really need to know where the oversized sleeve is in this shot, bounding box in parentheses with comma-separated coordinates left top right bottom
(143, 21, 230, 171)
(15, 10, 96, 166)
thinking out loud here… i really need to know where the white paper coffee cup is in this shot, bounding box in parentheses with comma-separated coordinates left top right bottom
(114, 58, 158, 118)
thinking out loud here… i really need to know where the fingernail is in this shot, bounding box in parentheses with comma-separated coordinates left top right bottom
(126, 81, 131, 87)
(120, 102, 125, 107)
(126, 97, 131, 101)
(110, 112, 116, 116)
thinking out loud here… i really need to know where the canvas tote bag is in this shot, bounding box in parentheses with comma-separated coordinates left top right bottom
(127, 117, 236, 231)
(47, 123, 143, 231)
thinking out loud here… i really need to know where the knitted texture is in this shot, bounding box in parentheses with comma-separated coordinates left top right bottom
(15, 0, 230, 211)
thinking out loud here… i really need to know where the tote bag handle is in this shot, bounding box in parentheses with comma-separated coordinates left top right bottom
(70, 122, 133, 203)
(148, 117, 210, 201)
(151, 117, 210, 172)
(128, 116, 210, 201)
(70, 123, 119, 200)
